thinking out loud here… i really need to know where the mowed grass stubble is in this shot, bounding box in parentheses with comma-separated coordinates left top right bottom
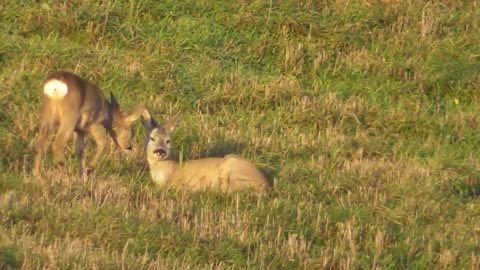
(1, 1, 480, 269)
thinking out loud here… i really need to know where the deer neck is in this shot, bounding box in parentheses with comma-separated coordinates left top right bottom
(104, 102, 125, 147)
(104, 101, 116, 130)
(148, 158, 179, 187)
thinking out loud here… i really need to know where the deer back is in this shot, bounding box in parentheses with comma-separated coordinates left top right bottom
(42, 71, 109, 131)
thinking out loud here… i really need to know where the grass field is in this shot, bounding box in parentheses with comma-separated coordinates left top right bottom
(1, 0, 480, 269)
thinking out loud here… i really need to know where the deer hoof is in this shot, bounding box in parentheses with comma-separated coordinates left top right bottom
(86, 166, 95, 175)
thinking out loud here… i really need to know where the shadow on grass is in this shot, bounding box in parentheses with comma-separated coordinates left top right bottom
(452, 175, 480, 199)
(0, 245, 23, 269)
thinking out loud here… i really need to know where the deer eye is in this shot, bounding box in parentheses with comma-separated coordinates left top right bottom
(166, 140, 171, 144)
(150, 137, 156, 142)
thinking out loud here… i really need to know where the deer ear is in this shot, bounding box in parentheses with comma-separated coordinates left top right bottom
(124, 104, 145, 123)
(163, 113, 180, 133)
(110, 92, 120, 110)
(141, 108, 157, 130)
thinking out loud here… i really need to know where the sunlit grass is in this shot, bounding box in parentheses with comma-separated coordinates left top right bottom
(1, 0, 480, 269)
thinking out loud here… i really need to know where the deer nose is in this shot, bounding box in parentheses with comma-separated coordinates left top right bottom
(153, 149, 167, 158)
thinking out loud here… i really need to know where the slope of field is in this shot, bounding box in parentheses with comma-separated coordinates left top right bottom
(1, 1, 480, 269)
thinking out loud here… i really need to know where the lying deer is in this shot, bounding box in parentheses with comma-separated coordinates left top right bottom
(33, 71, 145, 177)
(141, 110, 270, 192)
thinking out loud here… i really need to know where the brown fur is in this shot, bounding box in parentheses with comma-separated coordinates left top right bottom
(141, 110, 270, 192)
(33, 71, 144, 177)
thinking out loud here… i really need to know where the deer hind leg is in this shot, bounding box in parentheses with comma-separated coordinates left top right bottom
(218, 168, 231, 192)
(33, 123, 51, 176)
(52, 121, 76, 174)
(75, 130, 87, 178)
(86, 124, 108, 175)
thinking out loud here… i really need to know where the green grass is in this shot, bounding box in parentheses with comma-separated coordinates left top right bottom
(1, 0, 480, 268)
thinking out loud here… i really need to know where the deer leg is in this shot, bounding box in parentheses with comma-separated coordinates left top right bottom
(33, 124, 50, 176)
(52, 122, 76, 173)
(75, 130, 87, 178)
(86, 124, 108, 175)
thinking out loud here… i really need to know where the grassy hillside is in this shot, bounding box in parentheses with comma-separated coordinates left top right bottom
(1, 0, 480, 268)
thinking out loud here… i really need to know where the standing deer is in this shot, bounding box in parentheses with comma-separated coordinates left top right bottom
(141, 109, 270, 192)
(33, 71, 145, 177)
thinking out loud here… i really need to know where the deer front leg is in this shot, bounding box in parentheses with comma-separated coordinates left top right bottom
(87, 124, 108, 175)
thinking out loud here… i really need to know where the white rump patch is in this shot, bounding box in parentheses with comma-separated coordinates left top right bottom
(43, 79, 68, 98)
